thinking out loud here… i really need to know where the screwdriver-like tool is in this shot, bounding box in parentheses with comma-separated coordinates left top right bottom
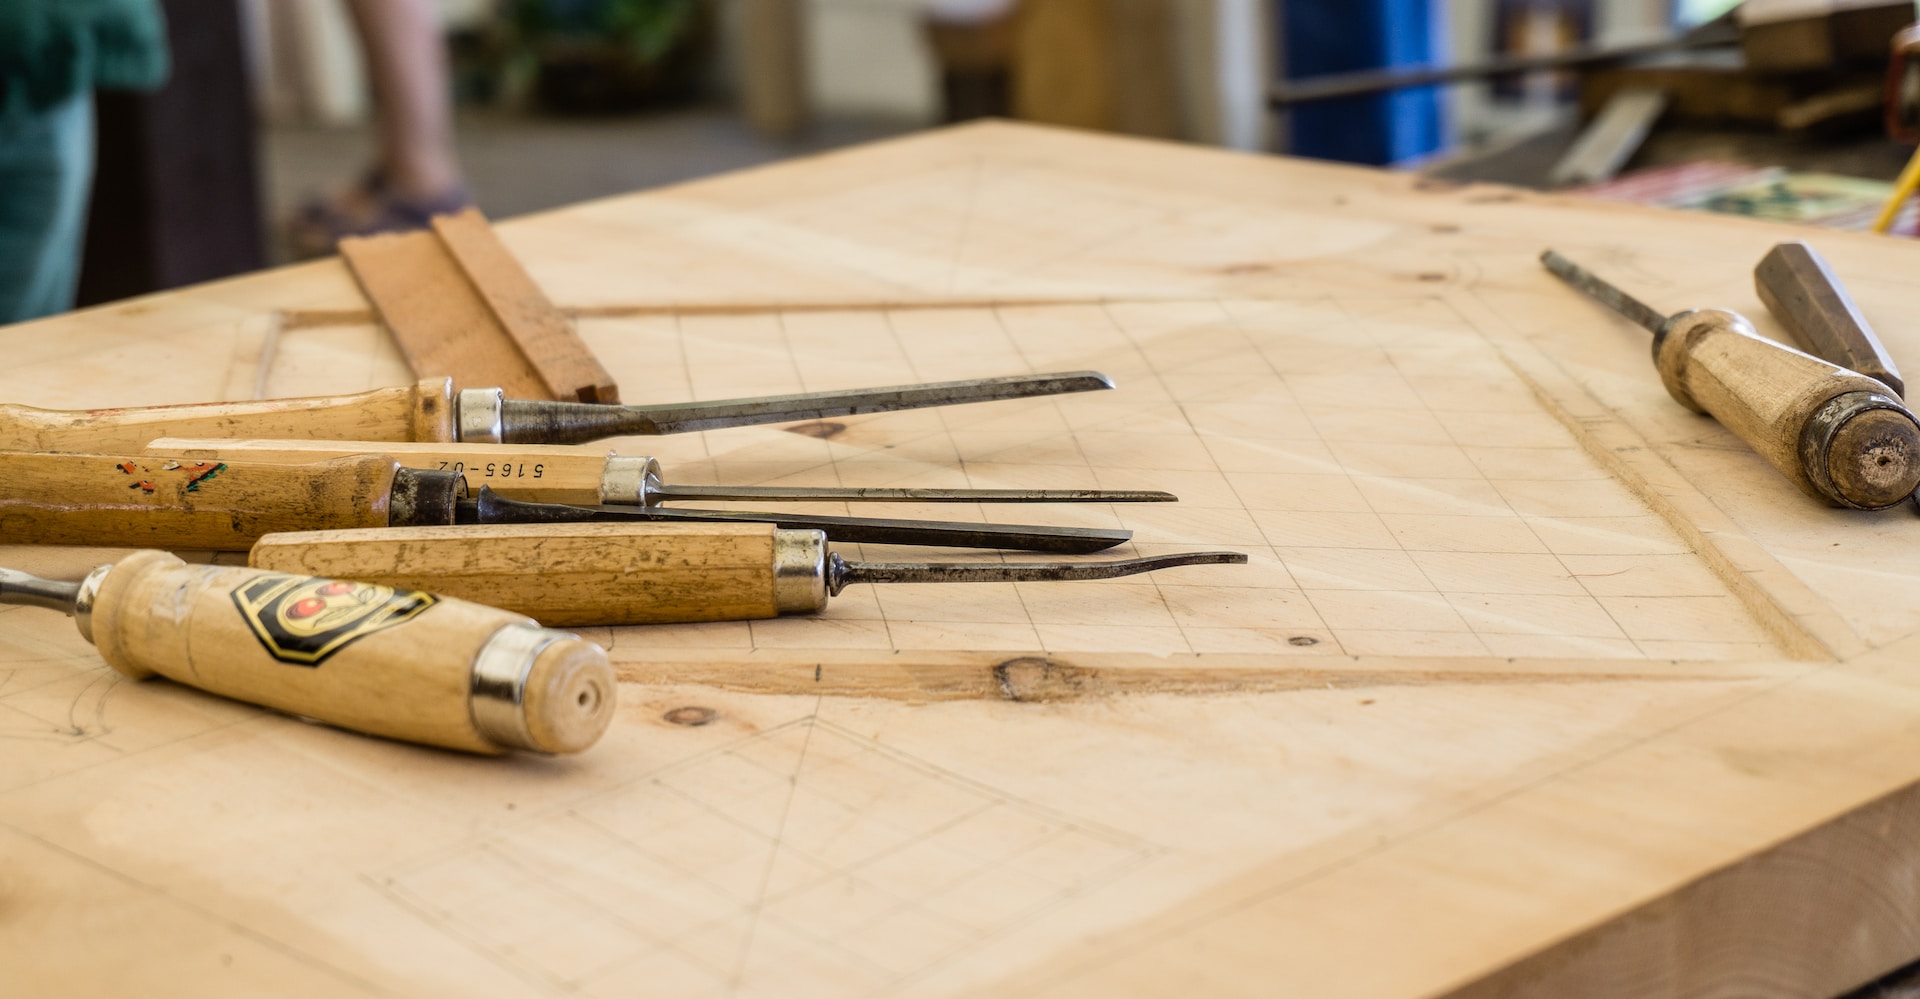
(0, 372, 1113, 453)
(1542, 249, 1920, 510)
(1755, 241, 1905, 398)
(146, 439, 1176, 507)
(0, 551, 614, 753)
(248, 522, 1247, 627)
(0, 452, 1130, 553)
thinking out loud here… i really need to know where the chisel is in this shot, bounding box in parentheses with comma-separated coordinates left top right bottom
(1754, 241, 1905, 398)
(1542, 249, 1920, 510)
(248, 522, 1247, 627)
(0, 452, 1131, 553)
(0, 371, 1113, 453)
(146, 439, 1176, 507)
(0, 551, 613, 753)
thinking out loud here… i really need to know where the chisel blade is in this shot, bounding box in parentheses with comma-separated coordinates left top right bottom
(828, 551, 1247, 595)
(499, 371, 1115, 444)
(458, 488, 1131, 554)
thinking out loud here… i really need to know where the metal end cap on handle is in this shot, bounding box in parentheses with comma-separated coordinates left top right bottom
(469, 623, 617, 754)
(772, 530, 830, 613)
(599, 455, 665, 506)
(457, 387, 506, 444)
(1798, 390, 1920, 510)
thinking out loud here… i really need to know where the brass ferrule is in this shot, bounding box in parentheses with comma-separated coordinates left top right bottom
(772, 529, 829, 614)
(457, 387, 506, 444)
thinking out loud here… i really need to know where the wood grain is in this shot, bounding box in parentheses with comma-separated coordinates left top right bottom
(0, 452, 401, 550)
(249, 522, 786, 627)
(0, 378, 453, 452)
(13, 122, 1920, 998)
(148, 437, 617, 506)
(430, 209, 620, 403)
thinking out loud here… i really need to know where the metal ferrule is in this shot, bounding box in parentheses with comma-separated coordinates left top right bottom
(1798, 390, 1914, 510)
(72, 564, 111, 644)
(457, 387, 506, 444)
(598, 455, 664, 506)
(772, 530, 829, 614)
(469, 622, 565, 752)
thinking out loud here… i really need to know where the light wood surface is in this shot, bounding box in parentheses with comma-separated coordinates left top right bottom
(13, 122, 1920, 997)
(249, 523, 789, 627)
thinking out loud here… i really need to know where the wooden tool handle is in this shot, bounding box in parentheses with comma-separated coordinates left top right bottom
(248, 522, 819, 626)
(0, 378, 455, 453)
(86, 550, 614, 753)
(147, 438, 615, 505)
(1656, 309, 1920, 509)
(0, 452, 404, 550)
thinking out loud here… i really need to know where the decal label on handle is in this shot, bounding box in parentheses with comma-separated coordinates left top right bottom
(232, 574, 437, 666)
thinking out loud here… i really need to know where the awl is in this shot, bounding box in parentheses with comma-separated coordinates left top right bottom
(0, 551, 613, 753)
(147, 439, 1176, 507)
(0, 371, 1114, 453)
(249, 522, 1247, 626)
(1543, 249, 1920, 510)
(0, 452, 1131, 553)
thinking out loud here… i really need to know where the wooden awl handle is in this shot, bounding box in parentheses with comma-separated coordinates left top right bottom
(80, 550, 614, 753)
(0, 451, 446, 550)
(249, 522, 824, 626)
(1656, 309, 1920, 509)
(0, 378, 456, 452)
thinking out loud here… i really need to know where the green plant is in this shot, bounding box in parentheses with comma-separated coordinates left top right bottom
(506, 0, 700, 64)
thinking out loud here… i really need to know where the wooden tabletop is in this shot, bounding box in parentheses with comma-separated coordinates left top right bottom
(8, 121, 1920, 998)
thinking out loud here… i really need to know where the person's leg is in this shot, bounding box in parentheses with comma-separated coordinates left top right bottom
(0, 95, 97, 323)
(343, 0, 465, 203)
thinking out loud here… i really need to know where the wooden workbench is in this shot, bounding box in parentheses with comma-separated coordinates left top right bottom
(8, 121, 1920, 997)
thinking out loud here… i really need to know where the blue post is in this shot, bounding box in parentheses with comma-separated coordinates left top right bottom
(1282, 0, 1446, 165)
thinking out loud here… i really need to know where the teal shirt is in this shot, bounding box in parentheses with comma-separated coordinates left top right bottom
(0, 0, 169, 116)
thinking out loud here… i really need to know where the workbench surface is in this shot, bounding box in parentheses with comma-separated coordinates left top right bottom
(8, 121, 1920, 998)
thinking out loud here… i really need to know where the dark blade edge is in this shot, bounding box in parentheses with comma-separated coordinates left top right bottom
(828, 551, 1249, 595)
(655, 485, 1179, 504)
(462, 490, 1130, 554)
(500, 371, 1115, 443)
(1539, 249, 1670, 335)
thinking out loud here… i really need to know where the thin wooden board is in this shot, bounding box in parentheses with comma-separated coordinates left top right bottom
(339, 208, 617, 402)
(9, 122, 1920, 997)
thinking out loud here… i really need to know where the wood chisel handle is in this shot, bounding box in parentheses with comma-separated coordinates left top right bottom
(1754, 241, 1905, 397)
(1656, 309, 1920, 509)
(0, 378, 456, 453)
(250, 522, 813, 626)
(0, 452, 419, 549)
(148, 438, 615, 505)
(73, 550, 613, 753)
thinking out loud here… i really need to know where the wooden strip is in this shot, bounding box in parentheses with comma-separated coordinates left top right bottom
(430, 208, 620, 403)
(336, 227, 551, 400)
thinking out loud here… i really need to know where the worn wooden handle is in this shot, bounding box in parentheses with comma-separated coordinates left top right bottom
(249, 522, 800, 626)
(147, 438, 613, 505)
(0, 452, 405, 550)
(88, 550, 615, 753)
(0, 378, 455, 453)
(1656, 309, 1920, 509)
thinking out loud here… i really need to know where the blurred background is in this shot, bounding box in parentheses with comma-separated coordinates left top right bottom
(54, 0, 1920, 311)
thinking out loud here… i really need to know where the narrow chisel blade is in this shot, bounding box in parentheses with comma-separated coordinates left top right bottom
(500, 371, 1115, 444)
(459, 489, 1132, 554)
